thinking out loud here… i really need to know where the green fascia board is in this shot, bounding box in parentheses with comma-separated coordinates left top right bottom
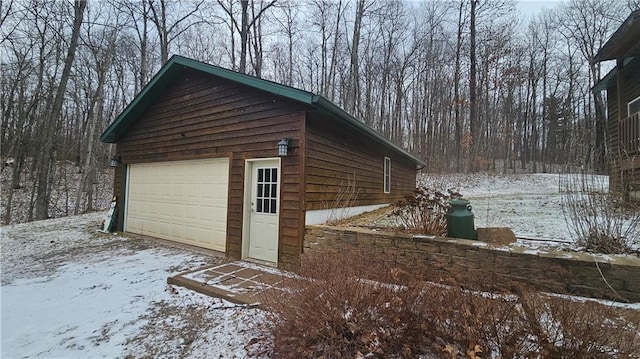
(312, 96, 425, 166)
(100, 55, 424, 166)
(592, 66, 617, 92)
(100, 55, 316, 143)
(182, 56, 316, 104)
(592, 56, 638, 93)
(100, 57, 182, 143)
(593, 10, 640, 62)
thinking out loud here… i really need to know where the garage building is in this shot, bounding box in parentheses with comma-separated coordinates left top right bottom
(101, 55, 424, 270)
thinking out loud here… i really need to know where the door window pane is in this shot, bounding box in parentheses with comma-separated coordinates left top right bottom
(255, 167, 278, 214)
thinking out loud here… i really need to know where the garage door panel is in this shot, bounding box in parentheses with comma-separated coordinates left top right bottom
(171, 224, 184, 238)
(173, 205, 185, 217)
(198, 207, 213, 221)
(126, 158, 228, 251)
(173, 185, 184, 197)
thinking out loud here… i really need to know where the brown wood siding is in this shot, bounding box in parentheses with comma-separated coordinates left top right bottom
(304, 113, 417, 211)
(111, 68, 306, 267)
(607, 85, 622, 195)
(607, 57, 640, 200)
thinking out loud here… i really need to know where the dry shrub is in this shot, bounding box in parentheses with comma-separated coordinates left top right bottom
(390, 187, 463, 235)
(518, 292, 640, 358)
(323, 172, 361, 225)
(265, 248, 640, 358)
(561, 172, 640, 254)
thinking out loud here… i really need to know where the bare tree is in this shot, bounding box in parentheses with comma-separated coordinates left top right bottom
(0, 0, 19, 45)
(216, 0, 277, 74)
(116, 0, 153, 92)
(453, 0, 466, 172)
(73, 3, 121, 214)
(148, 0, 205, 64)
(469, 0, 478, 171)
(34, 0, 86, 220)
(557, 0, 626, 172)
(345, 0, 367, 114)
(271, 1, 301, 85)
(2, 0, 635, 225)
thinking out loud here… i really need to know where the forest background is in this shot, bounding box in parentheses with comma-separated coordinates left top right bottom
(1, 0, 638, 224)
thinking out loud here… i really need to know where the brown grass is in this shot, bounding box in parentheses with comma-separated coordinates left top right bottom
(263, 248, 640, 358)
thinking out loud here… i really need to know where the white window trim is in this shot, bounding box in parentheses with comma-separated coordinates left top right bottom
(384, 157, 391, 194)
(628, 95, 640, 117)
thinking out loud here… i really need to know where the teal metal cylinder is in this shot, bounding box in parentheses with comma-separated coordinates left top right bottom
(446, 199, 476, 240)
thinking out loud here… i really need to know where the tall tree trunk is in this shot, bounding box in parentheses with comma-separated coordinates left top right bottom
(149, 0, 169, 63)
(239, 0, 249, 73)
(249, 1, 263, 77)
(454, 0, 464, 172)
(34, 0, 86, 220)
(346, 0, 365, 114)
(469, 0, 478, 171)
(327, 0, 343, 101)
(139, 0, 149, 90)
(74, 54, 112, 215)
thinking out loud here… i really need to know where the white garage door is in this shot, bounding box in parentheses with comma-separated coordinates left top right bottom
(125, 158, 229, 252)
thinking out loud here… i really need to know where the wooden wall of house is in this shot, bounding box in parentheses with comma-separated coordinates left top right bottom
(304, 113, 418, 211)
(607, 83, 622, 195)
(111, 68, 307, 267)
(607, 57, 640, 199)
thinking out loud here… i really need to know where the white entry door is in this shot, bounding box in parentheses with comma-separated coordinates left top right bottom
(245, 159, 280, 264)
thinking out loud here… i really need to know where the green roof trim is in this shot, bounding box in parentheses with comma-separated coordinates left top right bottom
(312, 96, 424, 165)
(100, 55, 424, 166)
(593, 10, 640, 62)
(592, 66, 617, 92)
(592, 56, 638, 92)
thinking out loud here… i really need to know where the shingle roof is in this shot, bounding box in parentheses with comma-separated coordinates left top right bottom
(100, 55, 424, 166)
(593, 10, 640, 62)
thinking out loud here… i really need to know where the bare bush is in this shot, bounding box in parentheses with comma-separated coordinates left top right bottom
(323, 172, 361, 225)
(561, 172, 640, 254)
(265, 248, 640, 358)
(390, 187, 462, 235)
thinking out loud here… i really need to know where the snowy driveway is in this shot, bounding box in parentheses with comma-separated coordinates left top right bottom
(1, 213, 268, 358)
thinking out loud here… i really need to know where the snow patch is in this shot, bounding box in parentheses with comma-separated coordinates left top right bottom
(1, 213, 269, 358)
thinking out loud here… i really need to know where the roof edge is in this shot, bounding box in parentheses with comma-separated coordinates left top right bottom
(592, 56, 639, 93)
(101, 55, 317, 143)
(594, 10, 640, 62)
(100, 56, 183, 143)
(313, 96, 425, 166)
(175, 56, 317, 105)
(100, 55, 424, 166)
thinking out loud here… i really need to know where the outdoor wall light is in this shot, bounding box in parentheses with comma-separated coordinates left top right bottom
(277, 138, 291, 157)
(109, 156, 122, 167)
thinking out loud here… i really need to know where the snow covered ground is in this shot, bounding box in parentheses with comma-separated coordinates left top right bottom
(1, 213, 269, 358)
(1, 173, 636, 358)
(421, 172, 604, 243)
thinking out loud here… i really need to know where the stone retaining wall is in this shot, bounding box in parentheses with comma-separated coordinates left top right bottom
(304, 225, 640, 302)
